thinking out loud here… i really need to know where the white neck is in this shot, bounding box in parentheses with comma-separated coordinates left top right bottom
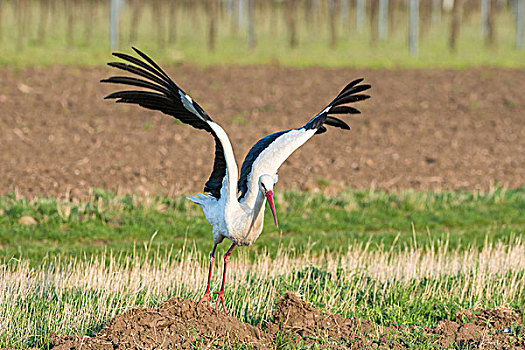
(239, 181, 262, 211)
(252, 187, 266, 215)
(208, 122, 239, 204)
(243, 187, 266, 234)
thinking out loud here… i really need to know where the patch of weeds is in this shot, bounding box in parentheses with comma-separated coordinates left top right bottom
(274, 326, 300, 350)
(503, 98, 516, 109)
(257, 104, 274, 113)
(314, 177, 331, 189)
(229, 115, 248, 125)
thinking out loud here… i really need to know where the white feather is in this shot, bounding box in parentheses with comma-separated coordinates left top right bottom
(208, 121, 239, 202)
(240, 128, 316, 208)
(179, 90, 203, 120)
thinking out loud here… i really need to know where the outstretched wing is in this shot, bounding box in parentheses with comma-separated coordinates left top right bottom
(238, 79, 370, 203)
(102, 47, 230, 199)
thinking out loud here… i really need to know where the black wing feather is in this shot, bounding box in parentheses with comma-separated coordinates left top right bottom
(102, 49, 226, 198)
(132, 47, 174, 84)
(101, 77, 173, 96)
(112, 52, 175, 88)
(107, 62, 172, 90)
(335, 83, 371, 100)
(324, 116, 350, 130)
(305, 78, 370, 132)
(315, 126, 328, 134)
(334, 78, 364, 99)
(331, 93, 371, 107)
(329, 106, 361, 115)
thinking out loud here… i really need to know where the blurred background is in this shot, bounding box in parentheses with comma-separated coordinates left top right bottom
(1, 0, 524, 67)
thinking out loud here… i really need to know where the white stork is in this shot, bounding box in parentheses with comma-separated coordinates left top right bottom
(102, 48, 371, 312)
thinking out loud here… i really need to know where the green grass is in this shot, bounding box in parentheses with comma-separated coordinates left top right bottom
(0, 187, 524, 348)
(1, 186, 524, 264)
(1, 2, 524, 68)
(1, 236, 524, 348)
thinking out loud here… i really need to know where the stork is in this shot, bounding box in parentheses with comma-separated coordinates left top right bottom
(102, 48, 371, 312)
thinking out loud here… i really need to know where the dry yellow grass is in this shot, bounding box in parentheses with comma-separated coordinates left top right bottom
(1, 238, 524, 347)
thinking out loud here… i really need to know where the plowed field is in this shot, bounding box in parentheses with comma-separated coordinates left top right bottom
(1, 66, 524, 197)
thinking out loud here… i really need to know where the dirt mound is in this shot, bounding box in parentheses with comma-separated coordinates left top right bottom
(49, 292, 524, 349)
(50, 296, 268, 349)
(455, 306, 522, 329)
(269, 292, 381, 348)
(416, 306, 523, 349)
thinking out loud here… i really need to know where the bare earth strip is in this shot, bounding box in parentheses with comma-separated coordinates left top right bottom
(1, 66, 524, 198)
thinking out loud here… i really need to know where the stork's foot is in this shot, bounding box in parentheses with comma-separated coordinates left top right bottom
(213, 290, 228, 313)
(196, 291, 213, 312)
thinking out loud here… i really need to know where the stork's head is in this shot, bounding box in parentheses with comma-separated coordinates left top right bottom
(259, 174, 279, 228)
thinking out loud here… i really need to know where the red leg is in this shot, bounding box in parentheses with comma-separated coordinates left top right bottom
(196, 244, 217, 311)
(214, 243, 236, 313)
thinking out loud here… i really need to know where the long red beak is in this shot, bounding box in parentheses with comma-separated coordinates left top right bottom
(265, 190, 279, 228)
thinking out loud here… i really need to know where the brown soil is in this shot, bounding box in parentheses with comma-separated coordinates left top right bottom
(48, 293, 524, 349)
(1, 66, 524, 198)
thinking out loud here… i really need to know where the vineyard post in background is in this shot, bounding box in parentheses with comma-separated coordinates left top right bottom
(518, 0, 524, 48)
(207, 0, 218, 51)
(110, 0, 125, 50)
(0, 0, 3, 42)
(238, 0, 247, 30)
(449, 0, 463, 52)
(168, 0, 177, 44)
(247, 0, 255, 48)
(341, 0, 350, 23)
(379, 0, 389, 41)
(432, 0, 442, 26)
(356, 0, 365, 31)
(481, 0, 490, 37)
(329, 0, 337, 48)
(409, 0, 419, 56)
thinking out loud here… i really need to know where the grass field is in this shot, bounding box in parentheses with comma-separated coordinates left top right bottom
(1, 188, 524, 347)
(2, 226, 525, 347)
(1, 1, 524, 68)
(2, 187, 524, 264)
